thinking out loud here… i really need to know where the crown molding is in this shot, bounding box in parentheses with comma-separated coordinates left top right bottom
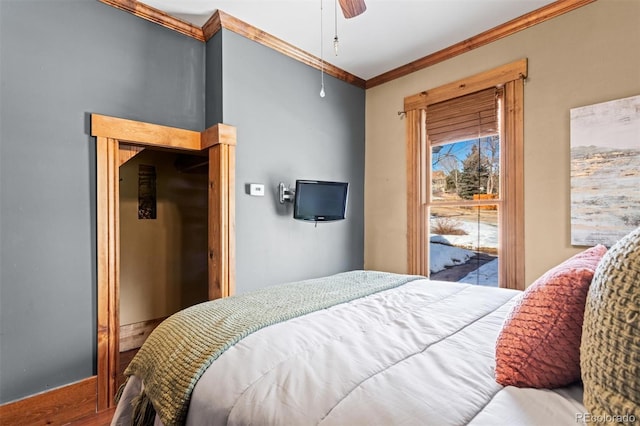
(212, 10, 366, 88)
(99, 1, 365, 89)
(202, 9, 222, 41)
(98, 0, 205, 41)
(99, 0, 593, 90)
(366, 0, 596, 88)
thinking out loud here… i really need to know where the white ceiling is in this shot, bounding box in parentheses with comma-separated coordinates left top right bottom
(142, 0, 557, 80)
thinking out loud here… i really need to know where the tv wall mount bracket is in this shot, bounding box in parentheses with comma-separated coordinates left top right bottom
(278, 182, 295, 204)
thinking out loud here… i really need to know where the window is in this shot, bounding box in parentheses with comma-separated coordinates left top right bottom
(430, 137, 501, 286)
(404, 60, 526, 289)
(428, 88, 501, 286)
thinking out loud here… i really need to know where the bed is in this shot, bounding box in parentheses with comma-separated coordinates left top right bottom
(110, 223, 640, 426)
(111, 268, 595, 426)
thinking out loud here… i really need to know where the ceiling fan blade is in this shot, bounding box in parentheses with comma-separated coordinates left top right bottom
(338, 0, 366, 19)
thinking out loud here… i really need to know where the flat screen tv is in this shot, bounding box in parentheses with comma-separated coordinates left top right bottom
(293, 180, 348, 222)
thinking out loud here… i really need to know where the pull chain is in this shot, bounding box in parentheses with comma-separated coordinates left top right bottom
(334, 0, 339, 55)
(319, 0, 326, 97)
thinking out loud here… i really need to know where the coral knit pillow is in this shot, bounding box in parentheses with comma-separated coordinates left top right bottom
(495, 244, 607, 388)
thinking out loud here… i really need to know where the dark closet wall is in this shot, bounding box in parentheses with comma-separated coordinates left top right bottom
(0, 0, 205, 403)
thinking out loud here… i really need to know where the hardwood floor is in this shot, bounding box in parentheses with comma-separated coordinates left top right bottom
(69, 349, 137, 425)
(0, 349, 137, 426)
(68, 407, 115, 426)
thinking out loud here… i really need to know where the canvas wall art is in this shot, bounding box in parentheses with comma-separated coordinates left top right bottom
(570, 94, 640, 246)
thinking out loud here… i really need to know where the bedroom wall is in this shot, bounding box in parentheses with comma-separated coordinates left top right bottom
(364, 0, 640, 286)
(208, 30, 366, 293)
(0, 0, 205, 404)
(119, 150, 208, 326)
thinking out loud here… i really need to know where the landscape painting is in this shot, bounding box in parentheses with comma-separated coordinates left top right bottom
(570, 94, 640, 246)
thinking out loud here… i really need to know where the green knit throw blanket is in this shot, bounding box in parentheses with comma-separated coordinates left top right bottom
(120, 270, 422, 426)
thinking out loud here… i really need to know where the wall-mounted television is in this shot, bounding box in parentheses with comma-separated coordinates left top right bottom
(294, 180, 348, 222)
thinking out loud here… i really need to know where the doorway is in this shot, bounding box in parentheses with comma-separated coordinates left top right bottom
(91, 114, 236, 409)
(117, 148, 210, 388)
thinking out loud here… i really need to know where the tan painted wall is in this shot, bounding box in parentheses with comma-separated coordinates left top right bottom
(365, 0, 640, 286)
(119, 149, 208, 325)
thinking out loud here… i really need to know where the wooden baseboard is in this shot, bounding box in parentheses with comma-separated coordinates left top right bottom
(0, 376, 97, 426)
(119, 317, 166, 352)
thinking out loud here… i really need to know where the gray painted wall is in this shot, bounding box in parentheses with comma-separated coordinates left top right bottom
(0, 0, 205, 403)
(205, 32, 224, 126)
(0, 1, 364, 404)
(214, 30, 366, 293)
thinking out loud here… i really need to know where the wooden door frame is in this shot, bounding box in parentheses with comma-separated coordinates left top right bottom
(91, 114, 236, 409)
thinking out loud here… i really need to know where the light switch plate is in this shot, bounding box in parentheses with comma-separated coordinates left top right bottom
(249, 183, 265, 196)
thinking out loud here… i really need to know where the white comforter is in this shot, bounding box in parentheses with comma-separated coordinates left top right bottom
(114, 279, 586, 426)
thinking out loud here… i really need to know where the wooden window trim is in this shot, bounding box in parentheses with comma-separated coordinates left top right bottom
(91, 114, 236, 409)
(405, 59, 526, 290)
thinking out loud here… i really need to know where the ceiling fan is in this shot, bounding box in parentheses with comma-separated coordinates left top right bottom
(338, 0, 366, 18)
